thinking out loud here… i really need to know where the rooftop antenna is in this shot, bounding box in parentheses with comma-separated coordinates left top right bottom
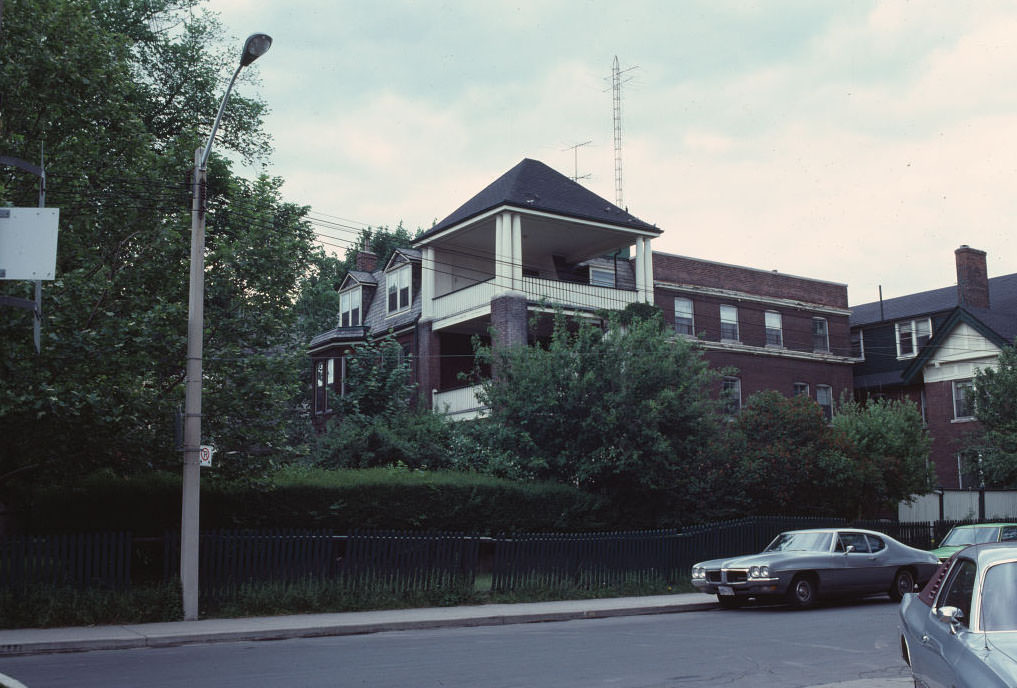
(563, 140, 592, 182)
(609, 56, 638, 208)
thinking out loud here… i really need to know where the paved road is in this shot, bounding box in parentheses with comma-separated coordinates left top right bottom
(0, 597, 912, 688)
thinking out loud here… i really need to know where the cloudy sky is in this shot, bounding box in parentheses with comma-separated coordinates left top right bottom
(211, 0, 1017, 307)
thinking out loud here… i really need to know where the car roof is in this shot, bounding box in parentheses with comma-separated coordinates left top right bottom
(949, 523, 1017, 529)
(783, 528, 881, 535)
(956, 541, 1017, 566)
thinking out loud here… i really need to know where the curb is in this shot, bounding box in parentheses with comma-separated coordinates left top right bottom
(0, 598, 719, 656)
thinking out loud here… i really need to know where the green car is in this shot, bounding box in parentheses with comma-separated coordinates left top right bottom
(931, 523, 1017, 560)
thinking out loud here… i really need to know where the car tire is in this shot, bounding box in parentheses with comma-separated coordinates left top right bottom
(717, 595, 745, 609)
(890, 568, 916, 602)
(786, 574, 817, 608)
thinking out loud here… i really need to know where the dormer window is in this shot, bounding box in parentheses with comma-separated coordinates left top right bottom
(340, 286, 362, 327)
(388, 264, 411, 314)
(896, 318, 931, 358)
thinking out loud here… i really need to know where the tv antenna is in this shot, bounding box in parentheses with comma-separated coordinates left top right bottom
(562, 140, 592, 182)
(608, 56, 638, 208)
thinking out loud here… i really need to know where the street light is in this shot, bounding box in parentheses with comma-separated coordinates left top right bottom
(181, 33, 272, 621)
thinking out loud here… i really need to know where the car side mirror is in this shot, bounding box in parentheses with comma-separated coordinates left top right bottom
(844, 545, 856, 554)
(936, 606, 965, 634)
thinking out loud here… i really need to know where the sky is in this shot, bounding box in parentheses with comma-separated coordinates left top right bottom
(210, 0, 1017, 307)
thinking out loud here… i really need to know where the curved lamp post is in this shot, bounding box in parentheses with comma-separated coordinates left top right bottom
(182, 33, 272, 621)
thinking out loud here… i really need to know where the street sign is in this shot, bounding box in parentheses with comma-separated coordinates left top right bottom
(0, 208, 60, 280)
(199, 445, 214, 467)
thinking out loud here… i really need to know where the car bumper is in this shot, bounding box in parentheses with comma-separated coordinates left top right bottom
(692, 577, 783, 597)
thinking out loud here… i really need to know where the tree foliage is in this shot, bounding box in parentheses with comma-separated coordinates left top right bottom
(473, 308, 720, 524)
(1, 0, 314, 491)
(832, 397, 932, 517)
(966, 343, 1017, 487)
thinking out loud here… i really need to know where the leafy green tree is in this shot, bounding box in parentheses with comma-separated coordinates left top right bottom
(473, 308, 720, 525)
(965, 343, 1017, 486)
(721, 391, 850, 516)
(312, 336, 455, 470)
(1, 0, 313, 491)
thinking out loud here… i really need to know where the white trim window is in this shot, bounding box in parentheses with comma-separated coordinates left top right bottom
(953, 379, 975, 420)
(339, 286, 362, 327)
(675, 297, 694, 336)
(896, 318, 931, 358)
(387, 264, 411, 314)
(812, 317, 830, 353)
(850, 329, 864, 360)
(720, 305, 740, 342)
(721, 376, 742, 414)
(816, 384, 833, 421)
(765, 311, 783, 347)
(590, 267, 615, 288)
(793, 382, 809, 397)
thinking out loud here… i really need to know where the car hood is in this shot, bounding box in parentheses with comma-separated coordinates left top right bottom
(696, 551, 809, 569)
(930, 545, 964, 560)
(985, 635, 1017, 677)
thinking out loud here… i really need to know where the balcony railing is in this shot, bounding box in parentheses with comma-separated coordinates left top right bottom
(432, 385, 487, 421)
(431, 276, 637, 326)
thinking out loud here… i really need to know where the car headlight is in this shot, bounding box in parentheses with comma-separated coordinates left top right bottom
(749, 565, 770, 579)
(692, 566, 705, 579)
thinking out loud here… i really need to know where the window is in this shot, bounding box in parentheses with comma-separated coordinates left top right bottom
(896, 318, 932, 357)
(836, 532, 870, 553)
(387, 264, 411, 314)
(314, 361, 326, 414)
(816, 384, 833, 421)
(674, 297, 694, 336)
(812, 318, 829, 352)
(721, 377, 742, 414)
(765, 311, 783, 347)
(793, 382, 809, 397)
(851, 329, 864, 359)
(953, 379, 975, 419)
(590, 267, 615, 288)
(339, 286, 362, 327)
(938, 558, 976, 627)
(720, 305, 739, 342)
(865, 534, 886, 553)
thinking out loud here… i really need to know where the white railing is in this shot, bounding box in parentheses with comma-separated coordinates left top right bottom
(432, 385, 487, 420)
(431, 276, 637, 324)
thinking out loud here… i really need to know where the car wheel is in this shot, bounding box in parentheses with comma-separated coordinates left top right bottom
(890, 568, 915, 602)
(717, 595, 745, 609)
(786, 574, 817, 608)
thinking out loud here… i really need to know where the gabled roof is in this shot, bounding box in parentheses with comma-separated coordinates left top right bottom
(851, 273, 1017, 326)
(339, 270, 377, 291)
(416, 158, 660, 241)
(901, 306, 1017, 383)
(384, 247, 421, 271)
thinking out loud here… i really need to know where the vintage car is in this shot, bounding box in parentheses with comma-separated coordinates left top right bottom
(900, 542, 1017, 687)
(930, 522, 1017, 560)
(691, 528, 939, 608)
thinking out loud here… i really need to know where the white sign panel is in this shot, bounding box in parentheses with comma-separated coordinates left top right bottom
(199, 445, 214, 467)
(0, 208, 60, 280)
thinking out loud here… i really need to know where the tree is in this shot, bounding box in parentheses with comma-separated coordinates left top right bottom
(0, 0, 314, 491)
(722, 391, 850, 516)
(965, 343, 1017, 487)
(311, 335, 455, 470)
(473, 308, 720, 525)
(833, 397, 932, 517)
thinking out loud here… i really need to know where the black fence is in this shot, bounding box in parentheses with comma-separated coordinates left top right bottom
(0, 517, 995, 597)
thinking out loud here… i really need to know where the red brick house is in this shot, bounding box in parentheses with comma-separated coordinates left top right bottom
(310, 158, 854, 423)
(850, 246, 1017, 489)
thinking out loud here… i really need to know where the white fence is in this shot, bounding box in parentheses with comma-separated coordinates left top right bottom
(899, 489, 1017, 522)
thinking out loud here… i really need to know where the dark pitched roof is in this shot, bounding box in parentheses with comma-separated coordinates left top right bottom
(851, 273, 1017, 326)
(901, 307, 1013, 383)
(417, 158, 660, 241)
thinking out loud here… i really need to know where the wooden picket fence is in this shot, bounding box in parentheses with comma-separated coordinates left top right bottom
(0, 532, 132, 590)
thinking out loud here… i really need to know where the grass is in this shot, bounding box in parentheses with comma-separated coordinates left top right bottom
(0, 576, 697, 629)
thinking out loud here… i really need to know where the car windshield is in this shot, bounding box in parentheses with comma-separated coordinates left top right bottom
(941, 526, 999, 547)
(764, 532, 833, 552)
(980, 562, 1017, 631)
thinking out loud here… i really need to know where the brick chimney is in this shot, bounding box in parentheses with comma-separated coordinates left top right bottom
(356, 250, 378, 273)
(955, 245, 989, 309)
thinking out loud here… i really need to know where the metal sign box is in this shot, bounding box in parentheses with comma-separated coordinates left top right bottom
(0, 207, 60, 280)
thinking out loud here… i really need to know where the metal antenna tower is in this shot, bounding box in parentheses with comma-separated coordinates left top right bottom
(610, 56, 637, 208)
(563, 140, 592, 182)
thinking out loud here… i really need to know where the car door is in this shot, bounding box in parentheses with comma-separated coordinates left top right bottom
(828, 531, 873, 593)
(912, 557, 977, 688)
(863, 533, 895, 592)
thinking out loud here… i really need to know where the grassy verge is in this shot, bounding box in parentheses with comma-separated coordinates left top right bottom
(0, 577, 697, 629)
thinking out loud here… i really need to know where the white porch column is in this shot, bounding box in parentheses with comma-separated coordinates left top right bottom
(495, 210, 522, 295)
(511, 212, 523, 291)
(635, 237, 647, 302)
(642, 238, 654, 303)
(421, 246, 435, 320)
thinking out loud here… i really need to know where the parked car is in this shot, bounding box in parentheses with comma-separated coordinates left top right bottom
(900, 542, 1017, 687)
(691, 528, 939, 609)
(930, 522, 1017, 560)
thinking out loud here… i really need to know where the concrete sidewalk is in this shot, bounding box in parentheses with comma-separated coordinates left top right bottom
(0, 592, 719, 657)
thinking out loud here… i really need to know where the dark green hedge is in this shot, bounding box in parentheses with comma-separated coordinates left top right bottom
(24, 467, 615, 535)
